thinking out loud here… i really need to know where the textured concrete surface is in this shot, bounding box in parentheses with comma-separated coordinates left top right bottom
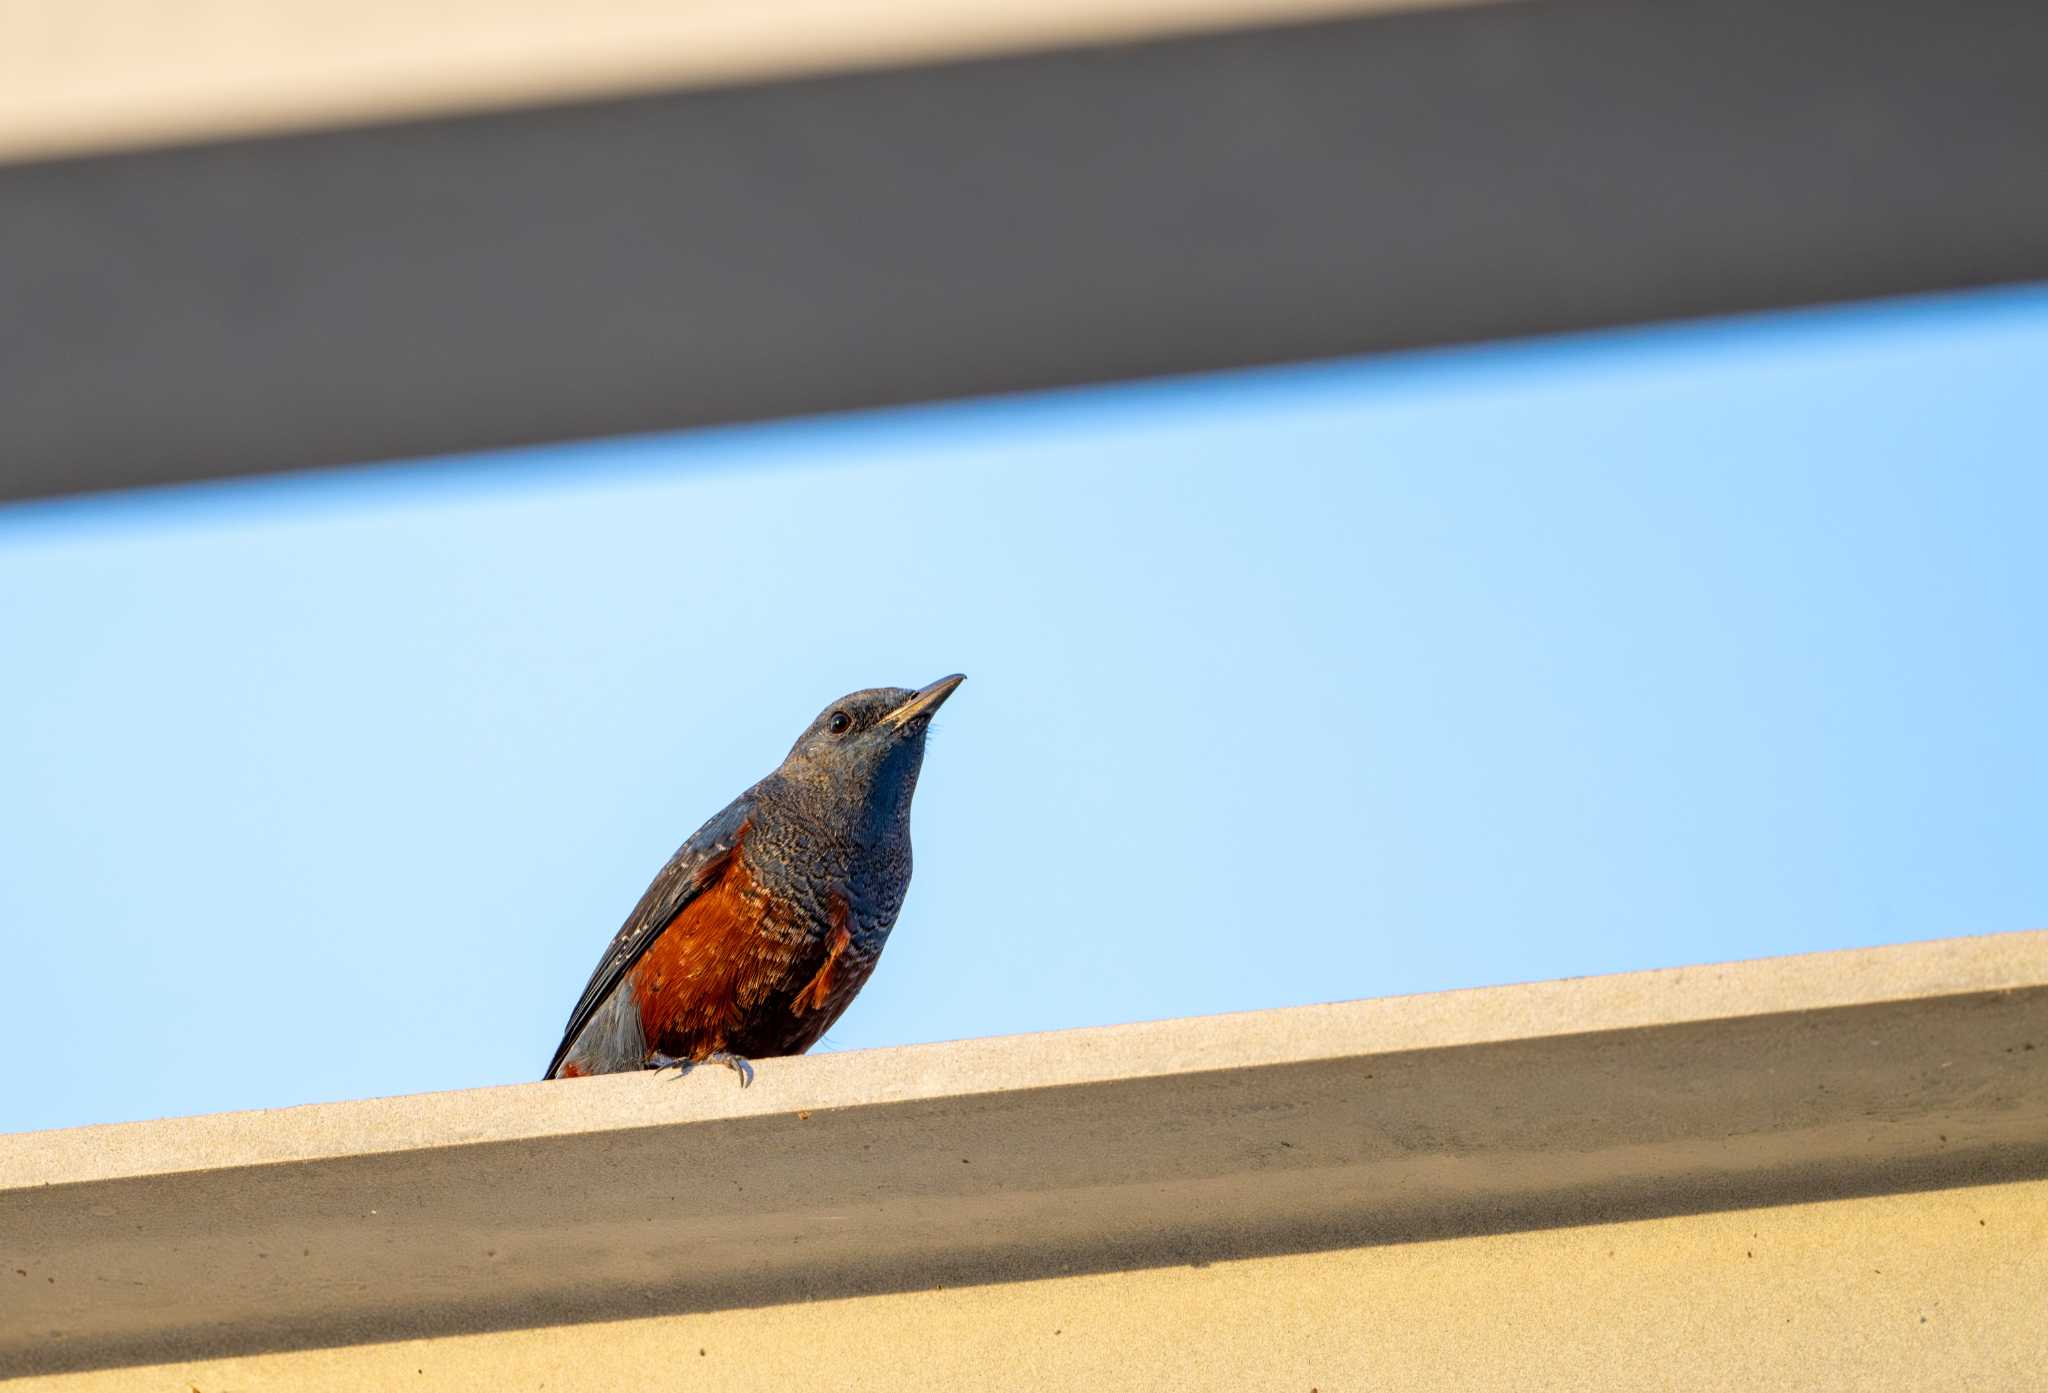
(2, 930, 2045, 1379)
(27, 1178, 2048, 1391)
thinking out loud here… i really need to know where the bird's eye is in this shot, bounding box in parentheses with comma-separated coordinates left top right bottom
(828, 710, 852, 735)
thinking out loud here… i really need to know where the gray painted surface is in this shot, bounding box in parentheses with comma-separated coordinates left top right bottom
(4, 0, 2047, 502)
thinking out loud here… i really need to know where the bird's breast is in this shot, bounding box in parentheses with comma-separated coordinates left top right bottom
(623, 824, 913, 1061)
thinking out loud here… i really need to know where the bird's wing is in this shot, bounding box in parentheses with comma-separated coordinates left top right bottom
(544, 793, 755, 1080)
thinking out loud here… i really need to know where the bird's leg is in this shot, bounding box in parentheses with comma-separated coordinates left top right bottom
(645, 1050, 754, 1087)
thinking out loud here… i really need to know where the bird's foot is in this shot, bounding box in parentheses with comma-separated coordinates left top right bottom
(707, 1051, 755, 1087)
(646, 1050, 754, 1088)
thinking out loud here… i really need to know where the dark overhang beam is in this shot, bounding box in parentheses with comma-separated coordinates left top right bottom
(4, 0, 2046, 502)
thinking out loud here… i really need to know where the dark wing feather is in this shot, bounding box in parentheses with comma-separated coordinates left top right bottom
(544, 793, 754, 1079)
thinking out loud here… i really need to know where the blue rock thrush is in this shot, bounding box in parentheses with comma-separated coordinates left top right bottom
(546, 675, 964, 1085)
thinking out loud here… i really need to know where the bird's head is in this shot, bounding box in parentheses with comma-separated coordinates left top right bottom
(772, 674, 964, 840)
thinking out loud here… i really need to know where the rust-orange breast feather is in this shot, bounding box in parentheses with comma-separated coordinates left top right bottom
(626, 851, 809, 1061)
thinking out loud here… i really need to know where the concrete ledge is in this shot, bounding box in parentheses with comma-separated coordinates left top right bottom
(3, 930, 2046, 1377)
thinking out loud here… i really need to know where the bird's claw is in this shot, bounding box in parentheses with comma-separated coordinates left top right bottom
(646, 1050, 754, 1088)
(710, 1052, 755, 1087)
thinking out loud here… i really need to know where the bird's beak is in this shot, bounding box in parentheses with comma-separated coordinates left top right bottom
(883, 673, 965, 730)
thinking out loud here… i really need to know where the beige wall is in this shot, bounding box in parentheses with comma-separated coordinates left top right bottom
(33, 1177, 2048, 1391)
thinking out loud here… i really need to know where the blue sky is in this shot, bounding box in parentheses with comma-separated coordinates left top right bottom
(3, 287, 2045, 1135)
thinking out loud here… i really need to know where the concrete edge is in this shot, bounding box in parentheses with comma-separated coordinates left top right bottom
(6, 929, 2043, 1189)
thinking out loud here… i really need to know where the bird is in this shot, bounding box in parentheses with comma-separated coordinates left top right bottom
(545, 675, 964, 1086)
